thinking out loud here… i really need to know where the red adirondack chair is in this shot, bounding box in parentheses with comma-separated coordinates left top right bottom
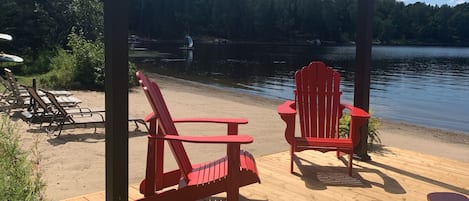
(278, 61, 370, 176)
(136, 71, 260, 201)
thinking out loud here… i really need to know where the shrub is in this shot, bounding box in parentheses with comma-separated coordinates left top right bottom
(0, 116, 45, 200)
(339, 110, 381, 148)
(128, 61, 138, 87)
(19, 50, 55, 75)
(21, 31, 138, 90)
(37, 32, 138, 90)
(38, 48, 77, 89)
(67, 31, 105, 90)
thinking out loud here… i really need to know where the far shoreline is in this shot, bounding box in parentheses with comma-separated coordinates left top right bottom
(151, 37, 469, 48)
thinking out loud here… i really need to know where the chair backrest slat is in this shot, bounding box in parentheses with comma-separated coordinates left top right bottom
(295, 62, 341, 138)
(24, 86, 52, 114)
(316, 64, 326, 137)
(4, 68, 23, 103)
(137, 72, 192, 180)
(331, 72, 341, 137)
(44, 91, 69, 116)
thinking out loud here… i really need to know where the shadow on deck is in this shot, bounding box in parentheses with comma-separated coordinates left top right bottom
(63, 146, 469, 201)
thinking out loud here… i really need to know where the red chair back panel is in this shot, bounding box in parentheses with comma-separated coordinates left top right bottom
(137, 72, 192, 179)
(294, 62, 341, 139)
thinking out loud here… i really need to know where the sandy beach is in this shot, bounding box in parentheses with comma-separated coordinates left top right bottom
(14, 72, 469, 201)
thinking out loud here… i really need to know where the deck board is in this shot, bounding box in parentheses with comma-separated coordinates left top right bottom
(62, 146, 469, 201)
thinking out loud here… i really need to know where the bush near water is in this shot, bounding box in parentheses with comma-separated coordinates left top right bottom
(3, 0, 136, 91)
(35, 32, 137, 90)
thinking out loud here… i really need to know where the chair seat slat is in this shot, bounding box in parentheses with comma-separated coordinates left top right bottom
(187, 151, 257, 186)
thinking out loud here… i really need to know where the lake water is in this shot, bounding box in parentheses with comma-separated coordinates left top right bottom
(134, 43, 469, 133)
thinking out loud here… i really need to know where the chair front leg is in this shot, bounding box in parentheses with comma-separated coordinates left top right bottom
(143, 119, 157, 196)
(348, 153, 353, 176)
(290, 144, 294, 174)
(227, 143, 241, 201)
(56, 120, 66, 137)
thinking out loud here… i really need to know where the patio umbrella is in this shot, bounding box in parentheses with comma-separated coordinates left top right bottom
(0, 33, 13, 41)
(0, 53, 23, 63)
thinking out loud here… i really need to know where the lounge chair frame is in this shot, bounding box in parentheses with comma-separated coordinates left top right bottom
(43, 90, 147, 137)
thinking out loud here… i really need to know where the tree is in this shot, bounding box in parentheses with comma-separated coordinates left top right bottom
(449, 3, 469, 44)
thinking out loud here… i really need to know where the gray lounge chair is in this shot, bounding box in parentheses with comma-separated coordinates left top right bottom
(1, 68, 79, 113)
(22, 85, 99, 125)
(4, 68, 72, 97)
(43, 90, 147, 137)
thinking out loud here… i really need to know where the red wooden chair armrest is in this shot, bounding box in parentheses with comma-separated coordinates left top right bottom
(277, 100, 296, 145)
(277, 100, 296, 116)
(144, 112, 248, 125)
(173, 118, 248, 125)
(144, 112, 157, 122)
(341, 103, 370, 118)
(158, 134, 253, 144)
(144, 112, 247, 136)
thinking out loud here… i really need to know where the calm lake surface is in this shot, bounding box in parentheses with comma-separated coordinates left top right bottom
(134, 43, 469, 133)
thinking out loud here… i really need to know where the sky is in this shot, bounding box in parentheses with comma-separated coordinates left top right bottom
(398, 0, 468, 6)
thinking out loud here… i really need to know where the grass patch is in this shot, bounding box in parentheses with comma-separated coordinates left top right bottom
(0, 115, 45, 200)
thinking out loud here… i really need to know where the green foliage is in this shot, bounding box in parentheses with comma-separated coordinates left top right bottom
(339, 113, 351, 137)
(35, 34, 137, 90)
(129, 62, 138, 87)
(68, 0, 104, 41)
(0, 116, 45, 201)
(38, 48, 77, 89)
(64, 32, 138, 90)
(19, 50, 55, 75)
(339, 110, 381, 148)
(367, 115, 381, 146)
(1, 0, 133, 90)
(67, 31, 105, 90)
(0, 0, 103, 55)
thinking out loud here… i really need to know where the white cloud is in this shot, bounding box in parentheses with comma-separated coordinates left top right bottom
(449, 0, 468, 5)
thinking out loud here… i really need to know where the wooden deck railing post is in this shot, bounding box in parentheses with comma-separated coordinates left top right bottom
(354, 0, 374, 161)
(104, 0, 129, 200)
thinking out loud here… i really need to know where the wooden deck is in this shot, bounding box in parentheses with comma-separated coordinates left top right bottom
(63, 146, 469, 201)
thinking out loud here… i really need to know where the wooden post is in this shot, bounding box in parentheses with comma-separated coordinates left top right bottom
(29, 79, 36, 112)
(104, 0, 129, 200)
(354, 0, 374, 161)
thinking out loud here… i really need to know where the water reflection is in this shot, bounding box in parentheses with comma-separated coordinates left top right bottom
(135, 44, 469, 133)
